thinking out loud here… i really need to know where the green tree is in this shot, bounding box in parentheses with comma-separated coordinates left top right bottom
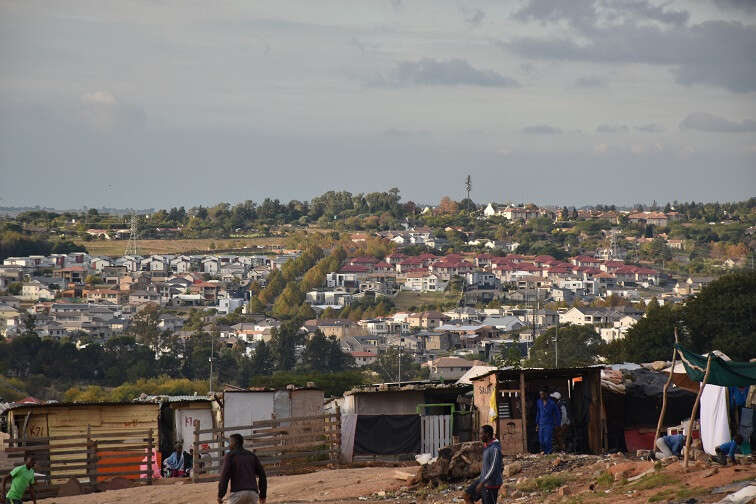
(683, 271, 756, 360)
(251, 341, 274, 376)
(7, 282, 22, 295)
(497, 345, 522, 369)
(270, 321, 302, 371)
(525, 325, 601, 368)
(622, 303, 682, 362)
(128, 303, 161, 352)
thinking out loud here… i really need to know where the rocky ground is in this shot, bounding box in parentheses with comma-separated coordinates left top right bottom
(38, 451, 756, 504)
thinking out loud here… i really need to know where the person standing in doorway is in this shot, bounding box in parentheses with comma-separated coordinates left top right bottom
(536, 389, 561, 454)
(218, 433, 267, 504)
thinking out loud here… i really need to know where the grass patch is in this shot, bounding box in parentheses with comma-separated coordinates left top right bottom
(648, 485, 707, 503)
(630, 472, 679, 491)
(392, 290, 460, 310)
(77, 237, 284, 256)
(595, 470, 614, 489)
(537, 474, 570, 493)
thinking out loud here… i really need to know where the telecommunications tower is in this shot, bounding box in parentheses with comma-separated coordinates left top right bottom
(125, 213, 140, 256)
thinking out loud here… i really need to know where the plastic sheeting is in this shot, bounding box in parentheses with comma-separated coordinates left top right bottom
(354, 415, 420, 455)
(700, 384, 731, 455)
(340, 414, 357, 463)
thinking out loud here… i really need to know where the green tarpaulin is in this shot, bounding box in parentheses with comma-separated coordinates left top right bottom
(675, 344, 756, 387)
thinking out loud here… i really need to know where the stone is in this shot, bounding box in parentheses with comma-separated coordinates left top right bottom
(503, 462, 522, 477)
(661, 456, 678, 467)
(703, 467, 719, 478)
(557, 485, 571, 496)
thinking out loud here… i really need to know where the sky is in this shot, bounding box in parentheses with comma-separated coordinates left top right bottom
(0, 0, 755, 209)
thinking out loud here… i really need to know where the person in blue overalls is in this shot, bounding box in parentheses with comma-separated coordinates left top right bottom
(536, 389, 561, 454)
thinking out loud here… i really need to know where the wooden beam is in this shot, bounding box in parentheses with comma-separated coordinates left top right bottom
(653, 328, 679, 452)
(683, 354, 712, 469)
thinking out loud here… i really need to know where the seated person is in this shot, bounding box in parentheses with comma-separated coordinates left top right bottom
(199, 444, 213, 474)
(163, 441, 193, 477)
(655, 433, 685, 459)
(715, 434, 743, 466)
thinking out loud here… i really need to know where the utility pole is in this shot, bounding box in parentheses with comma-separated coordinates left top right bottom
(398, 346, 402, 385)
(554, 318, 559, 368)
(465, 175, 472, 211)
(209, 331, 214, 393)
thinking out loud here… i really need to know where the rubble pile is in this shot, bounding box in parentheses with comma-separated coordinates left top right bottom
(420, 441, 484, 482)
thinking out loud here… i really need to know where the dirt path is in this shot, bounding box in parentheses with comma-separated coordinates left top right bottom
(38, 467, 406, 504)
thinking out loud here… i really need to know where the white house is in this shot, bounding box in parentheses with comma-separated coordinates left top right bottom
(403, 272, 439, 292)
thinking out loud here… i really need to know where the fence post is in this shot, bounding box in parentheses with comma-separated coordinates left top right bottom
(192, 420, 200, 483)
(146, 428, 154, 485)
(86, 426, 98, 486)
(332, 408, 341, 464)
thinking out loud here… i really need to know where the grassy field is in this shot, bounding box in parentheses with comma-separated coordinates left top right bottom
(77, 237, 285, 256)
(392, 290, 460, 310)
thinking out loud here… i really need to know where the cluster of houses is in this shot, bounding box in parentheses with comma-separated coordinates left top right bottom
(0, 250, 297, 342)
(0, 241, 716, 371)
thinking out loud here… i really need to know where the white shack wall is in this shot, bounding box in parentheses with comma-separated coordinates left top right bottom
(223, 392, 275, 435)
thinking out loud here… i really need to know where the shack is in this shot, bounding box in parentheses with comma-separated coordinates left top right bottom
(140, 395, 220, 457)
(471, 367, 604, 455)
(338, 381, 474, 460)
(4, 401, 160, 483)
(222, 385, 324, 436)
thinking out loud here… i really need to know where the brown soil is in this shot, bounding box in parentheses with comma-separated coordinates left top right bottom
(38, 467, 406, 504)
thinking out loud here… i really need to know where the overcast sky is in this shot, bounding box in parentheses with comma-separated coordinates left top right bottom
(1, 0, 755, 209)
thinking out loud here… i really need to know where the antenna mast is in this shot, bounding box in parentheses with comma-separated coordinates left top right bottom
(125, 213, 140, 256)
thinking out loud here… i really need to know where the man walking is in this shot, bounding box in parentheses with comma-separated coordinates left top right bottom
(536, 389, 561, 454)
(218, 433, 267, 504)
(463, 425, 502, 504)
(1, 454, 36, 504)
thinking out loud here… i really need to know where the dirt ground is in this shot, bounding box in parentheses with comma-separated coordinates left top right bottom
(38, 467, 408, 504)
(38, 456, 756, 504)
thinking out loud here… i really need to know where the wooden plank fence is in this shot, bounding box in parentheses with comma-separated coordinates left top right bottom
(191, 413, 340, 483)
(1, 429, 156, 499)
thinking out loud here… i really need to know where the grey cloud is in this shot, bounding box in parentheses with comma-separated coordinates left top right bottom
(680, 112, 756, 132)
(513, 0, 597, 31)
(380, 58, 519, 87)
(522, 124, 563, 134)
(714, 0, 756, 13)
(507, 18, 756, 92)
(636, 123, 664, 133)
(607, 0, 689, 26)
(465, 8, 486, 27)
(382, 128, 431, 137)
(596, 124, 628, 133)
(574, 76, 607, 88)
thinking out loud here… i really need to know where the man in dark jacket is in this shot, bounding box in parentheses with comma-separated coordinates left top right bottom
(218, 434, 267, 504)
(463, 425, 502, 504)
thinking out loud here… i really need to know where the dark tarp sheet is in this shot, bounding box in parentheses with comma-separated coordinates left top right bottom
(624, 368, 696, 427)
(676, 344, 756, 387)
(354, 415, 420, 455)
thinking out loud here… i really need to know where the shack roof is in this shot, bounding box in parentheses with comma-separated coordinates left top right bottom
(470, 365, 605, 382)
(5, 400, 158, 412)
(345, 380, 471, 396)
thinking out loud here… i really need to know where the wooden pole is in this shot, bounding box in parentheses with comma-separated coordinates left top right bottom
(192, 420, 200, 483)
(683, 354, 712, 469)
(146, 428, 154, 485)
(652, 328, 679, 452)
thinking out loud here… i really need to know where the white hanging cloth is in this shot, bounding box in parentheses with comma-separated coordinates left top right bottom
(699, 384, 731, 455)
